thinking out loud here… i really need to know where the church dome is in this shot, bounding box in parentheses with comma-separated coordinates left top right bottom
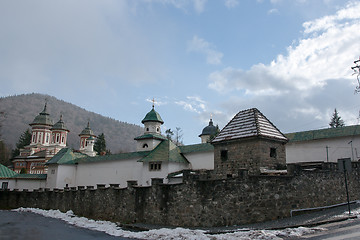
(29, 103, 53, 126)
(51, 115, 69, 132)
(142, 107, 164, 124)
(79, 122, 95, 136)
(199, 119, 218, 137)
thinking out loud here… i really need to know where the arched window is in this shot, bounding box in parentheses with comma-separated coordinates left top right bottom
(143, 143, 148, 148)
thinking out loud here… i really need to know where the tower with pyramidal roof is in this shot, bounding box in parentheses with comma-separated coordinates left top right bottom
(212, 108, 288, 176)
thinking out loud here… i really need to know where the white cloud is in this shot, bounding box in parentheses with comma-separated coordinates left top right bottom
(144, 0, 207, 13)
(224, 0, 239, 9)
(193, 0, 207, 13)
(208, 2, 360, 132)
(268, 8, 279, 14)
(146, 98, 168, 106)
(175, 96, 207, 114)
(209, 2, 360, 96)
(188, 36, 223, 65)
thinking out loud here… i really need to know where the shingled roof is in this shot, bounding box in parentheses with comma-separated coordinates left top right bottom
(212, 108, 287, 143)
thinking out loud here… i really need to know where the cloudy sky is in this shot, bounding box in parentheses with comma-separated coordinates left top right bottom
(1, 0, 360, 144)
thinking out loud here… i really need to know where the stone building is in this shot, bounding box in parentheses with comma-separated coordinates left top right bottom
(212, 108, 288, 176)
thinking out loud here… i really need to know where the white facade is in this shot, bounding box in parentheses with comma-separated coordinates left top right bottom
(285, 126, 360, 163)
(184, 151, 214, 170)
(286, 136, 360, 163)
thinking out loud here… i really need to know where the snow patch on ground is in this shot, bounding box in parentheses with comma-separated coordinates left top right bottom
(13, 208, 321, 240)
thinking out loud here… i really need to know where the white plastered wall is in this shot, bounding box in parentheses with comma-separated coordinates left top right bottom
(184, 151, 214, 170)
(286, 136, 360, 163)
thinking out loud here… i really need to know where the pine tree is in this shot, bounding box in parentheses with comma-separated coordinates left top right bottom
(94, 133, 109, 155)
(329, 108, 345, 128)
(165, 129, 174, 140)
(12, 129, 32, 157)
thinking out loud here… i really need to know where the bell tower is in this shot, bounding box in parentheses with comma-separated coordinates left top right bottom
(135, 101, 167, 151)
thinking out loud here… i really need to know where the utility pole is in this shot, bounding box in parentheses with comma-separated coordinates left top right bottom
(351, 57, 360, 93)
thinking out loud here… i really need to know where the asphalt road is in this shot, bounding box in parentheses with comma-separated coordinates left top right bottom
(0, 210, 135, 240)
(299, 218, 360, 240)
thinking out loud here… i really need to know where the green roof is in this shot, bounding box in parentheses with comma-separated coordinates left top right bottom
(138, 140, 189, 163)
(74, 151, 151, 164)
(141, 107, 164, 124)
(46, 148, 88, 165)
(79, 122, 95, 136)
(0, 164, 17, 178)
(29, 103, 53, 126)
(51, 116, 69, 132)
(134, 133, 167, 141)
(12, 174, 47, 180)
(286, 125, 360, 142)
(179, 143, 214, 154)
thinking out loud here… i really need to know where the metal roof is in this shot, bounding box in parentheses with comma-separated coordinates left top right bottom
(212, 108, 288, 143)
(11, 174, 47, 180)
(29, 103, 53, 126)
(79, 122, 95, 136)
(51, 115, 69, 132)
(179, 143, 214, 154)
(286, 125, 360, 142)
(141, 107, 164, 124)
(199, 119, 218, 137)
(0, 164, 17, 178)
(46, 148, 87, 165)
(138, 140, 189, 163)
(75, 151, 151, 164)
(134, 133, 167, 141)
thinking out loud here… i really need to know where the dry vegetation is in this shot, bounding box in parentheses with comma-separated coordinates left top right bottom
(0, 93, 143, 153)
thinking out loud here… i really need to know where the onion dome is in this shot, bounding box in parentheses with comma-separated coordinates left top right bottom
(199, 119, 218, 137)
(29, 103, 53, 126)
(87, 136, 95, 141)
(141, 106, 164, 124)
(79, 122, 95, 136)
(51, 115, 69, 132)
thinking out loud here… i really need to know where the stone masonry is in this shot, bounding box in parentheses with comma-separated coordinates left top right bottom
(1, 163, 360, 227)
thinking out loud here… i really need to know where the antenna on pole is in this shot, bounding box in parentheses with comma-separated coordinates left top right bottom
(351, 56, 360, 93)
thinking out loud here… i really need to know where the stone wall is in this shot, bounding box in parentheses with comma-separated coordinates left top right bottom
(213, 138, 286, 176)
(1, 163, 360, 227)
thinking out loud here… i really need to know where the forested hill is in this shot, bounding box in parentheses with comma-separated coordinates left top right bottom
(0, 93, 143, 153)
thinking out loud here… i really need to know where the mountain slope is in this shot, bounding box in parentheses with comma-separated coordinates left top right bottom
(0, 93, 143, 153)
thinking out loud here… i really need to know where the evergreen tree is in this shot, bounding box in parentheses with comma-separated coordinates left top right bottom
(94, 133, 109, 155)
(329, 108, 345, 128)
(12, 129, 32, 157)
(209, 124, 220, 142)
(165, 129, 174, 140)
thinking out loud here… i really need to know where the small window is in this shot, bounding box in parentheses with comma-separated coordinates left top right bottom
(51, 169, 55, 174)
(2, 182, 8, 189)
(143, 143, 148, 148)
(221, 150, 228, 161)
(146, 128, 149, 131)
(270, 148, 277, 158)
(149, 162, 162, 171)
(156, 127, 160, 132)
